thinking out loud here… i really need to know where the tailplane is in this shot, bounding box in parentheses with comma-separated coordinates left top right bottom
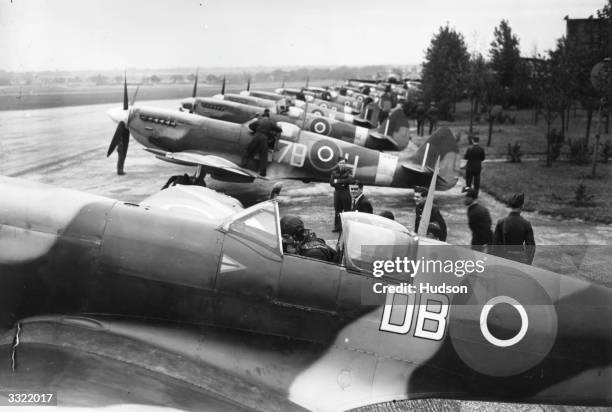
(403, 127, 459, 190)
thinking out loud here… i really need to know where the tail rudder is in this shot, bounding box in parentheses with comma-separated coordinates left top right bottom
(408, 127, 459, 190)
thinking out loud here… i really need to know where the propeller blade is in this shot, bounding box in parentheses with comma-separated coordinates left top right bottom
(107, 121, 126, 157)
(130, 84, 140, 106)
(221, 77, 226, 95)
(123, 73, 128, 110)
(246, 77, 251, 91)
(192, 69, 198, 98)
(281, 79, 285, 88)
(305, 77, 309, 89)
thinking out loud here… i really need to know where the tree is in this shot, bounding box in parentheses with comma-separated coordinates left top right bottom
(421, 24, 470, 119)
(531, 58, 565, 166)
(465, 52, 488, 134)
(490, 20, 520, 88)
(489, 20, 530, 107)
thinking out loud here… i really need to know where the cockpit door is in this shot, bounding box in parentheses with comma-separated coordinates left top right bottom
(215, 201, 282, 301)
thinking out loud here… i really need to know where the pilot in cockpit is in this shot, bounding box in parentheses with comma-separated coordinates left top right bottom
(280, 215, 335, 262)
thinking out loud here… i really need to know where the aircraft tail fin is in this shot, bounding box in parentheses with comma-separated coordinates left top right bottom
(404, 127, 459, 191)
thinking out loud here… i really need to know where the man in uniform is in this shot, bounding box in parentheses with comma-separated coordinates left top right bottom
(463, 188, 493, 252)
(493, 193, 536, 264)
(330, 157, 353, 232)
(413, 186, 447, 241)
(378, 86, 394, 125)
(427, 102, 439, 135)
(415, 101, 426, 136)
(280, 215, 335, 262)
(241, 109, 282, 176)
(464, 136, 485, 196)
(349, 181, 373, 214)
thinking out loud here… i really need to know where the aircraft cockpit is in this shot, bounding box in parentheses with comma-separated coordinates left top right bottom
(221, 200, 282, 257)
(219, 202, 419, 275)
(338, 212, 418, 274)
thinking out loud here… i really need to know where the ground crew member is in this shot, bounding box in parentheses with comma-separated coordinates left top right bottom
(413, 186, 447, 241)
(427, 102, 439, 135)
(464, 188, 493, 252)
(349, 181, 373, 214)
(493, 193, 536, 264)
(330, 157, 353, 232)
(241, 109, 281, 176)
(378, 86, 394, 125)
(464, 136, 485, 196)
(415, 101, 426, 136)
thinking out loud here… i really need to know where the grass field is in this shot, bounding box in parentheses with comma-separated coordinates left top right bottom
(441, 101, 612, 158)
(481, 161, 612, 223)
(443, 101, 612, 223)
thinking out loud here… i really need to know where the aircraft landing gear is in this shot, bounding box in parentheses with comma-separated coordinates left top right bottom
(193, 165, 207, 187)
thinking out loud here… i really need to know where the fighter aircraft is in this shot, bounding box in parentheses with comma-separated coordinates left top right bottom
(179, 95, 403, 151)
(275, 88, 362, 115)
(106, 83, 457, 189)
(1, 175, 610, 410)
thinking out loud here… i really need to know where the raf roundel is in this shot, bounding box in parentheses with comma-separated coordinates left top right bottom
(448, 266, 557, 377)
(310, 118, 331, 135)
(308, 139, 342, 172)
(311, 109, 324, 117)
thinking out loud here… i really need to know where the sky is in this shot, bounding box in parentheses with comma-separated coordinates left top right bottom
(0, 0, 605, 72)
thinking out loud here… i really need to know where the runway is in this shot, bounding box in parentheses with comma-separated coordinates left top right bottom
(0, 100, 610, 411)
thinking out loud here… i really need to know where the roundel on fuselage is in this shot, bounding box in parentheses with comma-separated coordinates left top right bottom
(309, 118, 331, 135)
(308, 139, 342, 172)
(448, 266, 557, 377)
(311, 109, 324, 117)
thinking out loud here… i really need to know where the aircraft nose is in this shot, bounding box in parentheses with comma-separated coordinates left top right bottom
(107, 107, 128, 124)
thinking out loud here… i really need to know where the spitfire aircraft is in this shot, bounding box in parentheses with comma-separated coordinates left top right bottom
(275, 88, 362, 115)
(107, 86, 457, 189)
(180, 95, 404, 151)
(1, 175, 610, 410)
(240, 89, 359, 124)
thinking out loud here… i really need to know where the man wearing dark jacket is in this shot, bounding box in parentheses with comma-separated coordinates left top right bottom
(464, 188, 493, 252)
(413, 186, 447, 241)
(241, 109, 282, 176)
(349, 181, 373, 214)
(493, 193, 536, 264)
(464, 136, 485, 196)
(330, 157, 353, 232)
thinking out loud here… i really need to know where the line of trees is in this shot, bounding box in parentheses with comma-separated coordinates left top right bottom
(420, 0, 612, 167)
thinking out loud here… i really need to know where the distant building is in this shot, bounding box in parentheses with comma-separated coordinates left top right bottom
(566, 17, 612, 57)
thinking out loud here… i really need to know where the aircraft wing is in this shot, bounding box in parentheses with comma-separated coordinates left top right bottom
(0, 315, 308, 411)
(140, 185, 244, 222)
(145, 148, 263, 183)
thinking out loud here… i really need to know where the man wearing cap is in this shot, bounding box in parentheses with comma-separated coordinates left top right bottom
(241, 108, 282, 176)
(464, 136, 486, 196)
(330, 157, 353, 232)
(493, 193, 536, 264)
(463, 188, 493, 252)
(413, 186, 447, 241)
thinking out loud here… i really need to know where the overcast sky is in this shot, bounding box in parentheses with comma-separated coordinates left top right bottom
(0, 0, 604, 72)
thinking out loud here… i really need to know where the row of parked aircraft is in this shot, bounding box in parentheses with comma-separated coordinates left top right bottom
(107, 75, 458, 190)
(0, 72, 610, 411)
